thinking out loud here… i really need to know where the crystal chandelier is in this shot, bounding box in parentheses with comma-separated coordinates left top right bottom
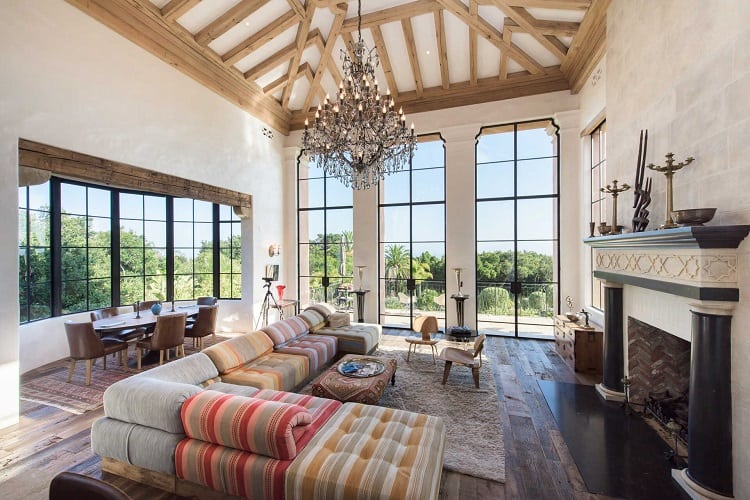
(301, 0, 416, 190)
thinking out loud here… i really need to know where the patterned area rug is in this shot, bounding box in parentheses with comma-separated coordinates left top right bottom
(21, 335, 230, 414)
(303, 334, 506, 483)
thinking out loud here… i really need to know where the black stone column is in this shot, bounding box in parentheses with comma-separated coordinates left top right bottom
(601, 283, 624, 394)
(687, 311, 733, 497)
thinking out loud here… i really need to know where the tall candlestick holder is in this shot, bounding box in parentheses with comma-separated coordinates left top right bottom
(355, 265, 367, 291)
(601, 180, 631, 234)
(646, 152, 695, 229)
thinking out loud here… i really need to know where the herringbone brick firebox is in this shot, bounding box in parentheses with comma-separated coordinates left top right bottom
(627, 317, 690, 405)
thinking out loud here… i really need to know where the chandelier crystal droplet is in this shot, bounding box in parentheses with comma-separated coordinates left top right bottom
(301, 0, 416, 190)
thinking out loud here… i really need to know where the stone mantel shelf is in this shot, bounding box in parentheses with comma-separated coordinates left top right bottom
(583, 225, 750, 250)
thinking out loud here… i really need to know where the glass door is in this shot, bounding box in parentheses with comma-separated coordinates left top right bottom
(379, 135, 446, 329)
(475, 120, 559, 339)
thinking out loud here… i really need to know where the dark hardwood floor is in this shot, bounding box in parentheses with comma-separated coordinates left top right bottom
(0, 336, 610, 500)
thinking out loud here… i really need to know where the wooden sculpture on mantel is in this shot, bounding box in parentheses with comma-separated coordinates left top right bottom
(632, 130, 653, 232)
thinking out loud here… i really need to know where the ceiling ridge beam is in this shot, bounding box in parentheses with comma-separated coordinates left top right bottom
(282, 1, 317, 109)
(488, 1, 567, 60)
(244, 28, 321, 81)
(371, 26, 399, 99)
(301, 8, 347, 113)
(341, 0, 441, 32)
(194, 0, 269, 46)
(401, 18, 424, 98)
(66, 0, 289, 133)
(160, 0, 200, 21)
(434, 10, 450, 90)
(503, 18, 580, 37)
(222, 11, 300, 66)
(435, 0, 544, 75)
(560, 0, 610, 93)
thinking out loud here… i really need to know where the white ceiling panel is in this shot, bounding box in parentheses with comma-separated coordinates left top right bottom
(512, 33, 561, 67)
(311, 6, 335, 40)
(477, 37, 500, 79)
(352, 0, 408, 17)
(149, 0, 170, 9)
(444, 11, 469, 84)
(527, 8, 585, 22)
(209, 1, 291, 56)
(301, 44, 322, 74)
(410, 14, 440, 89)
(379, 22, 415, 93)
(289, 78, 311, 111)
(232, 24, 297, 73)
(477, 5, 505, 31)
(507, 59, 523, 74)
(321, 71, 338, 100)
(178, 0, 242, 33)
(255, 62, 289, 89)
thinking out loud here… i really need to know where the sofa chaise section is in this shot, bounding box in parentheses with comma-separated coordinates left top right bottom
(262, 315, 338, 372)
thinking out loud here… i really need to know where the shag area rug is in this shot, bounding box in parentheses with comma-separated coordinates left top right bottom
(21, 335, 230, 414)
(304, 334, 506, 483)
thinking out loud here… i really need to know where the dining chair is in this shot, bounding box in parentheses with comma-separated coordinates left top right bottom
(196, 296, 218, 306)
(49, 471, 130, 500)
(90, 307, 146, 343)
(438, 334, 486, 388)
(135, 300, 160, 312)
(65, 321, 128, 386)
(135, 313, 187, 370)
(184, 305, 218, 350)
(405, 315, 440, 364)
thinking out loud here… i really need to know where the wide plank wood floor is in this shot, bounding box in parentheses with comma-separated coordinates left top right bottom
(0, 336, 612, 500)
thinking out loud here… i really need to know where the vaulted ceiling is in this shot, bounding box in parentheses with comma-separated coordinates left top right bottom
(65, 0, 609, 134)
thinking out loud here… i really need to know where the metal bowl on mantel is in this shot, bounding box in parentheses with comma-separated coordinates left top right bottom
(671, 208, 717, 226)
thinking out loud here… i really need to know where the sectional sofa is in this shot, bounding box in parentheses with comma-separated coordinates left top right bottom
(91, 305, 446, 499)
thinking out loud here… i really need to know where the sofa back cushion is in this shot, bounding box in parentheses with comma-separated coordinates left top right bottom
(305, 303, 336, 320)
(203, 332, 273, 373)
(261, 316, 309, 347)
(181, 390, 312, 460)
(297, 309, 327, 332)
(133, 352, 219, 385)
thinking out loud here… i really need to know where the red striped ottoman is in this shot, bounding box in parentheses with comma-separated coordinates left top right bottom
(311, 354, 397, 404)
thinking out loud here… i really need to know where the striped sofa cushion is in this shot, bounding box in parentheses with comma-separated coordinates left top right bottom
(203, 332, 273, 373)
(175, 439, 288, 499)
(314, 323, 382, 355)
(181, 390, 311, 460)
(285, 403, 447, 500)
(275, 334, 338, 372)
(220, 353, 308, 391)
(297, 309, 327, 332)
(261, 316, 309, 346)
(304, 302, 336, 319)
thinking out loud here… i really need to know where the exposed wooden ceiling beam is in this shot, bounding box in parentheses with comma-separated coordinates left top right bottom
(499, 28, 511, 79)
(244, 28, 321, 81)
(222, 10, 299, 66)
(489, 1, 566, 60)
(262, 62, 313, 95)
(340, 31, 358, 61)
(66, 0, 289, 133)
(281, 1, 316, 109)
(284, 0, 305, 18)
(469, 0, 478, 85)
(435, 0, 543, 75)
(560, 0, 610, 93)
(401, 18, 424, 99)
(479, 0, 590, 8)
(289, 69, 570, 128)
(194, 0, 268, 46)
(434, 10, 450, 90)
(503, 18, 580, 37)
(371, 26, 399, 99)
(341, 0, 440, 32)
(160, 0, 200, 21)
(302, 8, 347, 113)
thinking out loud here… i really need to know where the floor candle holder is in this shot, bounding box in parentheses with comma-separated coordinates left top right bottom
(646, 153, 695, 229)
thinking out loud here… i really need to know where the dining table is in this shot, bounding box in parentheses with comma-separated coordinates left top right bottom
(92, 305, 200, 367)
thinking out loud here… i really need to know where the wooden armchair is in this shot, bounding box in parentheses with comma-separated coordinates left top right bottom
(184, 305, 217, 350)
(65, 321, 128, 385)
(135, 313, 186, 370)
(405, 315, 440, 364)
(438, 334, 486, 388)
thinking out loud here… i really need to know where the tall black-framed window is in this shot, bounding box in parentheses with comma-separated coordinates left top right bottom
(378, 134, 446, 329)
(18, 177, 241, 325)
(475, 119, 560, 339)
(297, 154, 354, 309)
(589, 121, 606, 310)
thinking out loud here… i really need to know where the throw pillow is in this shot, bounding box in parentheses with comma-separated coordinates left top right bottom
(328, 312, 350, 328)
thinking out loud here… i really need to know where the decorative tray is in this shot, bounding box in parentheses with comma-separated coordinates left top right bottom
(337, 358, 386, 378)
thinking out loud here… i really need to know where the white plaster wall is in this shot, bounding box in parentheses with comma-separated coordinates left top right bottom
(285, 91, 580, 328)
(605, 0, 750, 495)
(0, 0, 286, 426)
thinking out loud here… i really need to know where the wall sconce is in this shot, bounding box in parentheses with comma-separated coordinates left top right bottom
(268, 244, 281, 257)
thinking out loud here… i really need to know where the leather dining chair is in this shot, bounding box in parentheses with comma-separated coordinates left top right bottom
(438, 334, 486, 389)
(135, 313, 186, 370)
(49, 471, 130, 500)
(135, 300, 160, 312)
(196, 296, 218, 306)
(405, 315, 440, 364)
(184, 305, 218, 350)
(90, 307, 146, 343)
(65, 321, 129, 386)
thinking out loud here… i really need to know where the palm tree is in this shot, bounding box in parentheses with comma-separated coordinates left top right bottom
(385, 244, 410, 295)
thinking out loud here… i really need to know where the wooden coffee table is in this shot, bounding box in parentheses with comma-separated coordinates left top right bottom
(311, 354, 397, 404)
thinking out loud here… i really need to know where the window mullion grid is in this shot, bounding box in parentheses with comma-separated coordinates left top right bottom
(166, 196, 175, 302)
(212, 203, 220, 298)
(50, 179, 62, 317)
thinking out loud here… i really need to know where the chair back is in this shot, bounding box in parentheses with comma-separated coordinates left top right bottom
(190, 305, 218, 338)
(196, 296, 218, 306)
(151, 313, 186, 350)
(136, 300, 159, 312)
(65, 321, 104, 360)
(90, 307, 120, 322)
(49, 471, 130, 500)
(413, 315, 438, 341)
(472, 334, 486, 364)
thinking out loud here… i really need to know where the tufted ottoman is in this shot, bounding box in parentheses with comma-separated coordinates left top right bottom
(311, 354, 396, 404)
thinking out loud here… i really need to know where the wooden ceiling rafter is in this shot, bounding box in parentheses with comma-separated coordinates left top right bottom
(469, 0, 478, 86)
(243, 27, 321, 81)
(262, 61, 312, 95)
(500, 0, 590, 9)
(222, 10, 300, 66)
(434, 10, 450, 90)
(401, 18, 424, 99)
(488, 1, 567, 61)
(281, 0, 317, 109)
(194, 0, 269, 46)
(340, 0, 440, 33)
(499, 28, 511, 79)
(503, 18, 580, 37)
(560, 0, 610, 92)
(370, 25, 399, 99)
(284, 0, 305, 18)
(301, 7, 347, 113)
(160, 0, 200, 21)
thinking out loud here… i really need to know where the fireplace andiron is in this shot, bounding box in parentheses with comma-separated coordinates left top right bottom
(646, 152, 695, 229)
